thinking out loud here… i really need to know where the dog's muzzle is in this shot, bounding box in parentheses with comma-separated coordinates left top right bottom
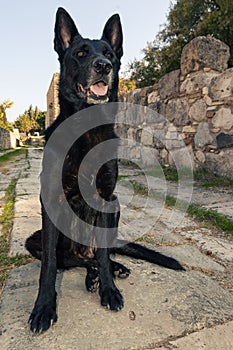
(76, 58, 113, 105)
(77, 81, 110, 104)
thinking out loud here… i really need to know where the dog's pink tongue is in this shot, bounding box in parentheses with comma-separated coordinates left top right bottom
(90, 82, 108, 96)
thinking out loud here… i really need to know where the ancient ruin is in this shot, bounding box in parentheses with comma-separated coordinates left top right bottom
(46, 36, 233, 179)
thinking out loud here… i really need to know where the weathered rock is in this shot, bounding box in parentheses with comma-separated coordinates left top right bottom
(141, 126, 154, 146)
(182, 126, 196, 133)
(0, 127, 18, 149)
(139, 86, 153, 106)
(181, 36, 230, 76)
(163, 97, 189, 125)
(140, 147, 159, 166)
(194, 122, 217, 148)
(168, 145, 194, 168)
(158, 69, 180, 100)
(216, 132, 233, 149)
(196, 150, 206, 163)
(160, 148, 168, 159)
(212, 107, 233, 130)
(210, 68, 233, 99)
(145, 108, 166, 126)
(125, 89, 141, 104)
(127, 127, 136, 141)
(205, 148, 233, 179)
(148, 90, 159, 105)
(180, 71, 219, 94)
(189, 99, 207, 122)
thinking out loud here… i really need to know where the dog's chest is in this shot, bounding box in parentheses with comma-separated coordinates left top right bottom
(62, 127, 117, 198)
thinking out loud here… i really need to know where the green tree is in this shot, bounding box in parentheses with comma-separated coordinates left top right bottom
(36, 111, 46, 130)
(14, 106, 46, 133)
(127, 0, 233, 87)
(13, 113, 34, 133)
(0, 100, 14, 131)
(118, 77, 137, 94)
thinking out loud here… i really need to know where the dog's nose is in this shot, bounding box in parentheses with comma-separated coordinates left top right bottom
(93, 58, 112, 75)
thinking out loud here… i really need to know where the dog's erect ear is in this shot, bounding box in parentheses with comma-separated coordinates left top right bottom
(54, 7, 79, 58)
(101, 14, 123, 59)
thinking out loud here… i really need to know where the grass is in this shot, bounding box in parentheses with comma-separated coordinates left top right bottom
(0, 152, 33, 291)
(144, 164, 233, 189)
(0, 148, 26, 164)
(194, 169, 233, 188)
(146, 166, 179, 182)
(187, 204, 233, 234)
(118, 176, 233, 235)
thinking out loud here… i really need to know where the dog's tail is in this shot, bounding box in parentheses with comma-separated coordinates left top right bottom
(110, 240, 185, 271)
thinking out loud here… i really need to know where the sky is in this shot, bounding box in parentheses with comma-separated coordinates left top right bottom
(0, 0, 172, 122)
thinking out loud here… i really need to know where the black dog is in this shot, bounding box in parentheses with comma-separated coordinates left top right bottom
(26, 7, 184, 333)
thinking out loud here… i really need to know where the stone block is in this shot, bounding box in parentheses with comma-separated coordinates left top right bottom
(158, 69, 180, 100)
(189, 99, 207, 122)
(196, 150, 206, 163)
(141, 126, 154, 146)
(212, 107, 233, 130)
(0, 128, 17, 149)
(216, 132, 233, 149)
(126, 89, 141, 104)
(204, 95, 212, 106)
(160, 148, 168, 159)
(206, 148, 233, 179)
(166, 139, 184, 150)
(202, 86, 209, 95)
(140, 86, 153, 98)
(180, 71, 219, 94)
(209, 68, 233, 99)
(181, 36, 230, 76)
(182, 126, 196, 133)
(140, 147, 159, 166)
(162, 97, 189, 126)
(169, 145, 194, 169)
(148, 91, 159, 104)
(194, 122, 217, 148)
(127, 127, 136, 140)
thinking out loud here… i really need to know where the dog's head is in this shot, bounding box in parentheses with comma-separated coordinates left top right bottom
(54, 7, 123, 106)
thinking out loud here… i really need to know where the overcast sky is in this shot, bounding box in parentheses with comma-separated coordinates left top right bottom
(0, 0, 172, 121)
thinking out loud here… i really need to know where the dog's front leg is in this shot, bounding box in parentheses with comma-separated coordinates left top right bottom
(95, 198, 124, 311)
(96, 248, 124, 311)
(29, 208, 58, 333)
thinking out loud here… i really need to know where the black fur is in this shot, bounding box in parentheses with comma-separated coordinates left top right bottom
(26, 7, 184, 334)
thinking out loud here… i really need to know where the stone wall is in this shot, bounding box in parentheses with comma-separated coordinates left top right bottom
(0, 128, 18, 149)
(118, 36, 233, 179)
(45, 73, 60, 129)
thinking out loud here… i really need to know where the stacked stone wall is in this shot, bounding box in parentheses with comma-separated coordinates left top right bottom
(0, 128, 17, 149)
(45, 73, 60, 129)
(118, 36, 233, 179)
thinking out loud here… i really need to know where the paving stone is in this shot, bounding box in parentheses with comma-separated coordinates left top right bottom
(1, 147, 233, 350)
(9, 216, 41, 256)
(1, 259, 233, 350)
(168, 321, 233, 350)
(159, 244, 225, 272)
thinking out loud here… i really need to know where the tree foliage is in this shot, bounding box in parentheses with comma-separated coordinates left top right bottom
(118, 77, 137, 94)
(0, 100, 14, 131)
(13, 105, 46, 133)
(127, 0, 233, 87)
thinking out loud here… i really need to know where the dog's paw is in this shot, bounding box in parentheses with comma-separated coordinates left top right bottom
(28, 299, 57, 333)
(111, 261, 131, 279)
(85, 266, 99, 292)
(99, 285, 124, 311)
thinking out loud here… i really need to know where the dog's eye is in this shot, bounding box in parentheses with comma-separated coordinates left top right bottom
(105, 52, 113, 60)
(77, 51, 87, 58)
